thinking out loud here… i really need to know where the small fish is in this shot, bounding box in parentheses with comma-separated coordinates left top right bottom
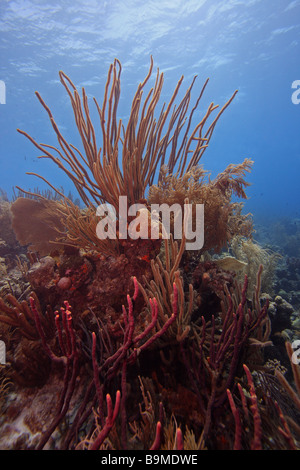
(139, 254, 151, 263)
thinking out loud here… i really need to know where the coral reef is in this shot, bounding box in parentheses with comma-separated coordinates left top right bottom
(0, 59, 299, 451)
(254, 217, 300, 307)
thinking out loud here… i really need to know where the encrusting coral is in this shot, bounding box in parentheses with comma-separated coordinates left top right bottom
(0, 57, 298, 450)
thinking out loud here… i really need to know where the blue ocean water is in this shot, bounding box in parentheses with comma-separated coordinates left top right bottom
(0, 0, 299, 224)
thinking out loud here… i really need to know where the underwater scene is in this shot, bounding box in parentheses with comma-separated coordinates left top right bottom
(0, 0, 299, 452)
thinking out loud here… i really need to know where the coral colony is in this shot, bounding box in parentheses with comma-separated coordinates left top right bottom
(0, 57, 299, 450)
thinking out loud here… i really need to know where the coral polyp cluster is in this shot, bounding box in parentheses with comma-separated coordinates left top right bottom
(0, 58, 299, 450)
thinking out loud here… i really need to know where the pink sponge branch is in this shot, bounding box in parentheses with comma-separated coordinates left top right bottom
(226, 388, 242, 450)
(149, 421, 162, 450)
(243, 364, 262, 450)
(175, 428, 184, 450)
(30, 296, 64, 364)
(89, 390, 121, 450)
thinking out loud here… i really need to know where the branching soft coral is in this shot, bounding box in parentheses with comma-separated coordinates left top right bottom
(14, 57, 247, 258)
(148, 159, 254, 253)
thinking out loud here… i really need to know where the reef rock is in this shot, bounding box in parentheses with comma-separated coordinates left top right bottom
(268, 295, 294, 334)
(27, 256, 56, 289)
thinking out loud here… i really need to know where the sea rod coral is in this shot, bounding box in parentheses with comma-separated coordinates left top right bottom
(12, 55, 252, 256)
